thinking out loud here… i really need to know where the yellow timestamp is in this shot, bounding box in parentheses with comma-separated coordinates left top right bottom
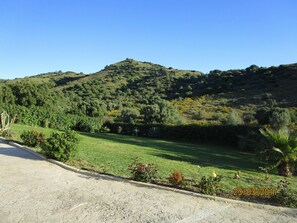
(233, 188, 278, 197)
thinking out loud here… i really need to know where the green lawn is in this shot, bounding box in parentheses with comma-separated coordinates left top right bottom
(10, 124, 297, 196)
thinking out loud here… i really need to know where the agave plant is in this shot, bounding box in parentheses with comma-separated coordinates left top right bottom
(259, 128, 297, 176)
(0, 110, 11, 131)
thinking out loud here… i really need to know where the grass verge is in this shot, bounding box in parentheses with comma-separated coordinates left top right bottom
(10, 124, 297, 206)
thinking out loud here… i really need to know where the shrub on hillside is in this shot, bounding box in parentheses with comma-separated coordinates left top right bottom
(243, 113, 255, 125)
(9, 105, 104, 133)
(99, 125, 110, 133)
(290, 110, 297, 123)
(256, 107, 291, 128)
(21, 130, 46, 147)
(41, 131, 79, 161)
(118, 108, 140, 124)
(141, 100, 185, 124)
(269, 108, 291, 129)
(225, 110, 243, 125)
(255, 107, 271, 125)
(73, 118, 102, 133)
(128, 157, 158, 182)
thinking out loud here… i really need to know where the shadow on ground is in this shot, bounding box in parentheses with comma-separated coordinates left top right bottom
(79, 132, 262, 172)
(0, 145, 41, 161)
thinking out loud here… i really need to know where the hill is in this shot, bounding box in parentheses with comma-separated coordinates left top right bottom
(0, 58, 296, 126)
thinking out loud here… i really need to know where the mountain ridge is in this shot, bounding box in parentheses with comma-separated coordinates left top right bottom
(1, 58, 296, 125)
(3, 58, 297, 81)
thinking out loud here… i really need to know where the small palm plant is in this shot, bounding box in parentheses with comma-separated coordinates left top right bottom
(259, 128, 297, 176)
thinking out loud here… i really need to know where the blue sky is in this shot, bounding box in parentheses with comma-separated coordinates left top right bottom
(0, 0, 297, 79)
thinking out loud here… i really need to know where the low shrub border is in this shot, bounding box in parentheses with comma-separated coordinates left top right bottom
(41, 130, 79, 161)
(105, 123, 259, 149)
(20, 129, 46, 147)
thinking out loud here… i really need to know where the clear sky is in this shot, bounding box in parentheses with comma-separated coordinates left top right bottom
(0, 0, 297, 79)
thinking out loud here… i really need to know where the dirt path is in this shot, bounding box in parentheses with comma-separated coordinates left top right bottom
(0, 143, 296, 223)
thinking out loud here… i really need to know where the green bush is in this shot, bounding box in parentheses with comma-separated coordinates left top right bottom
(141, 100, 185, 124)
(73, 117, 102, 133)
(269, 108, 291, 129)
(128, 157, 158, 182)
(197, 175, 223, 195)
(6, 105, 103, 133)
(41, 131, 79, 161)
(20, 130, 46, 147)
(255, 107, 271, 125)
(74, 120, 93, 132)
(256, 107, 292, 128)
(99, 125, 110, 133)
(118, 108, 140, 124)
(271, 179, 297, 208)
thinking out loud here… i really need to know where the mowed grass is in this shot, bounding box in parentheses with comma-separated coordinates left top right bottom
(11, 124, 297, 194)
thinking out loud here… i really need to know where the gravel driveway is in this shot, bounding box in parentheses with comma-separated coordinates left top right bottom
(0, 142, 296, 223)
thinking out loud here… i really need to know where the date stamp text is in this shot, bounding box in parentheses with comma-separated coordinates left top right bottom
(233, 188, 278, 197)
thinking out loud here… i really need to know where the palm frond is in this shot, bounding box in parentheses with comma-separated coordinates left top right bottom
(272, 147, 284, 155)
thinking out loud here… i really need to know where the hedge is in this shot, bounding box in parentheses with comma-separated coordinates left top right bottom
(105, 123, 259, 149)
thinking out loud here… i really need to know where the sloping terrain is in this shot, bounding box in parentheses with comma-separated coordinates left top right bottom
(0, 59, 296, 123)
